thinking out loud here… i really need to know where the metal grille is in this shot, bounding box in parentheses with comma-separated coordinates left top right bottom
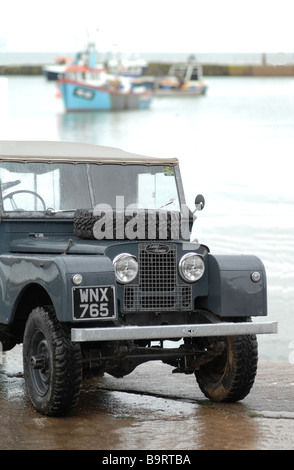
(140, 243, 177, 292)
(123, 243, 192, 311)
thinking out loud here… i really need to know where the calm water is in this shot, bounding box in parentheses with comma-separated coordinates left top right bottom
(0, 75, 294, 362)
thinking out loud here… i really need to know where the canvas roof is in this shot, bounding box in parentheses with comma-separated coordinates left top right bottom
(0, 141, 179, 166)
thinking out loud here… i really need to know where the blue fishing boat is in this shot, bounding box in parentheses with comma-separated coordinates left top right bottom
(57, 65, 153, 111)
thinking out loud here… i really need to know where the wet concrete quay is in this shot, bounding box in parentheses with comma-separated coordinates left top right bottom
(0, 345, 294, 450)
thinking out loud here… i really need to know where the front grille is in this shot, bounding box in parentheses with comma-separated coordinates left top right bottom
(140, 243, 176, 292)
(123, 243, 192, 311)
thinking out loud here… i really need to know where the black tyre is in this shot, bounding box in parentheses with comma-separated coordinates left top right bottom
(195, 333, 258, 402)
(23, 306, 82, 416)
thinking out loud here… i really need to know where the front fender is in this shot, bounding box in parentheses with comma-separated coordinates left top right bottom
(199, 254, 267, 317)
(56, 254, 116, 322)
(0, 253, 115, 325)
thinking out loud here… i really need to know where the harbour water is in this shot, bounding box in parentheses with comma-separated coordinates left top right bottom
(0, 74, 294, 363)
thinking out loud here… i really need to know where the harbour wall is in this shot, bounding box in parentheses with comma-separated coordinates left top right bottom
(146, 63, 294, 77)
(1, 63, 294, 76)
(204, 64, 294, 76)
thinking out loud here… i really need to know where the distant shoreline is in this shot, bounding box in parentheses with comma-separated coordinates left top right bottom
(1, 63, 294, 77)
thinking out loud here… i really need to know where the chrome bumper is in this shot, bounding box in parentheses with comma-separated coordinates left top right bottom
(71, 321, 278, 343)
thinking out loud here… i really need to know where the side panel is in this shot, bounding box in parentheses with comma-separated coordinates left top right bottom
(199, 254, 267, 317)
(0, 254, 115, 325)
(0, 254, 64, 325)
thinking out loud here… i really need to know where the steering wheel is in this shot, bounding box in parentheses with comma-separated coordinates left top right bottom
(3, 190, 46, 211)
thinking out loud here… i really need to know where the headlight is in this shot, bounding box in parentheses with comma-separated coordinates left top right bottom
(113, 253, 138, 284)
(179, 253, 205, 283)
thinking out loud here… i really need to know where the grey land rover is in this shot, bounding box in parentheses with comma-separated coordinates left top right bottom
(0, 141, 277, 416)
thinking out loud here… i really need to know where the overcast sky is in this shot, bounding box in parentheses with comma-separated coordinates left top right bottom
(1, 0, 294, 54)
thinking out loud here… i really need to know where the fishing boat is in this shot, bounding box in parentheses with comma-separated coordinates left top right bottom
(57, 65, 153, 111)
(155, 62, 207, 96)
(43, 63, 67, 81)
(43, 57, 74, 80)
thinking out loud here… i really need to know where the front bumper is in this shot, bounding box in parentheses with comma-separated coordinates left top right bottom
(71, 321, 277, 342)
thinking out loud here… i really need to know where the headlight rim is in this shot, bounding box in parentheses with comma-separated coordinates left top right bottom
(179, 252, 205, 283)
(113, 252, 138, 284)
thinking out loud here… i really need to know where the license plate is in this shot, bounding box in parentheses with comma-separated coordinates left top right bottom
(73, 286, 116, 320)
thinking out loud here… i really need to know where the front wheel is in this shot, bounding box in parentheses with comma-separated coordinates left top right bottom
(23, 306, 82, 416)
(195, 334, 258, 402)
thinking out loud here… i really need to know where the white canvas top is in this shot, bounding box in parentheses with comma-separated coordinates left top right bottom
(0, 141, 179, 166)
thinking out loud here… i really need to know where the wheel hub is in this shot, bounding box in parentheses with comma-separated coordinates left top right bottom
(30, 353, 48, 371)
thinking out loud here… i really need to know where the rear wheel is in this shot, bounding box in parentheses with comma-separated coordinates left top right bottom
(23, 306, 82, 416)
(195, 333, 258, 402)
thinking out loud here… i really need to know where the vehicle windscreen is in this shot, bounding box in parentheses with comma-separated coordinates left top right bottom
(0, 162, 180, 215)
(90, 164, 180, 210)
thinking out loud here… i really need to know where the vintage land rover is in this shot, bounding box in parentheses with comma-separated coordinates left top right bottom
(0, 141, 277, 416)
